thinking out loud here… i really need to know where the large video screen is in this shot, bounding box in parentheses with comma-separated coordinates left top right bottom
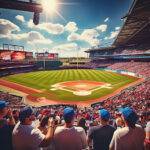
(0, 50, 25, 60)
(0, 50, 12, 60)
(11, 51, 25, 60)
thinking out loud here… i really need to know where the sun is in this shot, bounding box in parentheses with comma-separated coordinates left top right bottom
(41, 0, 58, 15)
(41, 0, 78, 21)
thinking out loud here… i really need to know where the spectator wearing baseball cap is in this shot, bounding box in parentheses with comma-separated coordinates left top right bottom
(12, 106, 55, 150)
(54, 107, 88, 150)
(88, 109, 115, 150)
(0, 100, 15, 150)
(109, 107, 145, 150)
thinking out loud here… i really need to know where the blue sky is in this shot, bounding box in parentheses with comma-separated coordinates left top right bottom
(0, 0, 133, 57)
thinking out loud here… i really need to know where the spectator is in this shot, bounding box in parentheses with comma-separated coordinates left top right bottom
(0, 101, 15, 150)
(54, 107, 88, 150)
(109, 107, 145, 150)
(0, 100, 15, 150)
(38, 116, 49, 135)
(77, 117, 88, 134)
(12, 110, 19, 123)
(12, 106, 55, 150)
(144, 121, 150, 150)
(88, 109, 115, 150)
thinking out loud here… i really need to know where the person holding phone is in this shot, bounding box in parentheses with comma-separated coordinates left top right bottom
(12, 106, 55, 150)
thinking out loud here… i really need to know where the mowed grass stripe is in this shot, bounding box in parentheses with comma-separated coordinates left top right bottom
(77, 69, 87, 80)
(60, 70, 67, 81)
(55, 70, 67, 83)
(85, 70, 101, 81)
(101, 71, 124, 82)
(39, 72, 57, 86)
(45, 71, 61, 84)
(92, 70, 108, 82)
(98, 71, 117, 82)
(26, 72, 46, 83)
(82, 70, 97, 81)
(80, 69, 91, 80)
(51, 70, 63, 82)
(28, 71, 48, 80)
(23, 72, 51, 88)
(19, 71, 42, 79)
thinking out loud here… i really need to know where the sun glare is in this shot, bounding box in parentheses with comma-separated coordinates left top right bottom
(41, 0, 58, 14)
(41, 0, 78, 21)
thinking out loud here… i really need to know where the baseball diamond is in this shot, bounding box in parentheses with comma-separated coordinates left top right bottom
(51, 81, 111, 96)
(0, 69, 141, 106)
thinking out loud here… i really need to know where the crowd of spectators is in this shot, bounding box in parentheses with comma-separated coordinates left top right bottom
(113, 49, 145, 55)
(107, 61, 150, 78)
(0, 91, 25, 108)
(0, 101, 149, 150)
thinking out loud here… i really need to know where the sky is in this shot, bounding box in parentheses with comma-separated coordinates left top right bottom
(0, 0, 133, 57)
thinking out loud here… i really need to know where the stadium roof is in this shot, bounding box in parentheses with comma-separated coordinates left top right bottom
(85, 46, 116, 53)
(113, 0, 150, 47)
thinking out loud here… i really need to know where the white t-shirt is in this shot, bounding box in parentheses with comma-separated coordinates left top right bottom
(145, 121, 150, 132)
(54, 126, 88, 150)
(109, 124, 145, 150)
(12, 122, 45, 150)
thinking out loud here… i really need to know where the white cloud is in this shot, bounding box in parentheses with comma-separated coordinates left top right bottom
(27, 31, 53, 45)
(104, 27, 120, 40)
(107, 30, 119, 39)
(52, 43, 88, 57)
(1, 31, 53, 45)
(81, 29, 99, 39)
(104, 37, 108, 40)
(80, 29, 100, 46)
(65, 22, 78, 32)
(15, 15, 25, 22)
(67, 32, 80, 41)
(96, 24, 107, 32)
(115, 26, 120, 30)
(104, 17, 109, 22)
(0, 19, 20, 35)
(27, 20, 64, 35)
(27, 19, 34, 28)
(67, 29, 100, 46)
(52, 43, 78, 51)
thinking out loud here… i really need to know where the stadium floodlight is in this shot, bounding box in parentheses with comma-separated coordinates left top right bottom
(33, 12, 40, 25)
(0, 0, 43, 25)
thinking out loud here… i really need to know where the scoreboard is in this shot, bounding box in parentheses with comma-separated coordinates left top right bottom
(0, 50, 33, 60)
(35, 52, 58, 60)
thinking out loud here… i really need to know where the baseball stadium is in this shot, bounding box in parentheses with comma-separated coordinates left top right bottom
(0, 0, 149, 107)
(0, 0, 150, 150)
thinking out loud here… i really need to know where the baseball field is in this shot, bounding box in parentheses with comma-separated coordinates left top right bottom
(0, 69, 141, 106)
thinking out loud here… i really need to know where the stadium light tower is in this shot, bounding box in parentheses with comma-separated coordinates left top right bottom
(0, 0, 43, 25)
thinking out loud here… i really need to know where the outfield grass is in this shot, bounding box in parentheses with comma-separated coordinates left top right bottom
(2, 69, 138, 102)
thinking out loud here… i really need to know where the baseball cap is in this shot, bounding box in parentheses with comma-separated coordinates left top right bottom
(0, 100, 9, 109)
(119, 107, 138, 124)
(63, 107, 75, 122)
(19, 106, 34, 122)
(99, 109, 110, 120)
